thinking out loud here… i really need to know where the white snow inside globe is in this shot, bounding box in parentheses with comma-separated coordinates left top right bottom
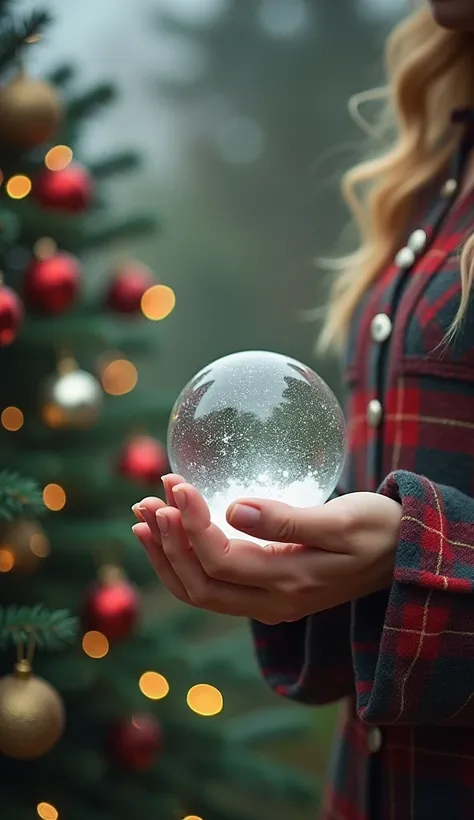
(167, 350, 346, 544)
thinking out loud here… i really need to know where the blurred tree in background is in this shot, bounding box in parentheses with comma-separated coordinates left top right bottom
(0, 3, 325, 819)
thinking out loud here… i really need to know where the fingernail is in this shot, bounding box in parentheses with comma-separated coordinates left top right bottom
(173, 486, 187, 512)
(132, 523, 142, 538)
(229, 503, 261, 529)
(139, 507, 158, 532)
(156, 511, 170, 535)
(132, 504, 145, 522)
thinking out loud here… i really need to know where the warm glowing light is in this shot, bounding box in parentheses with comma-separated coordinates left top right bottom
(36, 803, 58, 820)
(45, 145, 73, 171)
(30, 532, 50, 558)
(183, 816, 204, 820)
(25, 33, 42, 44)
(1, 406, 24, 431)
(186, 684, 223, 716)
(43, 483, 66, 512)
(141, 285, 176, 321)
(101, 359, 138, 396)
(82, 631, 109, 659)
(139, 671, 170, 700)
(0, 548, 14, 572)
(34, 237, 57, 260)
(6, 174, 32, 199)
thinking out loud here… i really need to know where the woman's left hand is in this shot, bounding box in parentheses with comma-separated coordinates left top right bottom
(131, 474, 402, 624)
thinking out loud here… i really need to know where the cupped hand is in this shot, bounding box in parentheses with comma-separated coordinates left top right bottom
(131, 474, 401, 625)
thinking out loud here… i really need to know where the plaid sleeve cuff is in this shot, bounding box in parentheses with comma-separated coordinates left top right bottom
(352, 470, 474, 726)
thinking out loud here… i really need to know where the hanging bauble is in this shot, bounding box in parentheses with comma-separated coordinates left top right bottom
(106, 262, 155, 315)
(0, 283, 23, 346)
(0, 518, 50, 573)
(0, 74, 62, 149)
(118, 435, 169, 485)
(42, 357, 103, 429)
(83, 565, 140, 642)
(108, 713, 162, 771)
(0, 659, 65, 759)
(24, 252, 81, 314)
(33, 163, 93, 213)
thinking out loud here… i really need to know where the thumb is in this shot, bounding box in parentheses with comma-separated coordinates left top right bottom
(226, 497, 338, 546)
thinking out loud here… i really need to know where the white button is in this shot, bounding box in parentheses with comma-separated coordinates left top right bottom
(441, 178, 457, 198)
(407, 228, 427, 254)
(367, 727, 383, 754)
(367, 399, 383, 428)
(394, 246, 415, 269)
(370, 313, 392, 343)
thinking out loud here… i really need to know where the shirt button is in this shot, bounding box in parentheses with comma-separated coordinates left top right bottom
(367, 399, 383, 428)
(441, 178, 458, 198)
(394, 246, 415, 269)
(407, 228, 427, 254)
(370, 313, 392, 343)
(367, 727, 383, 754)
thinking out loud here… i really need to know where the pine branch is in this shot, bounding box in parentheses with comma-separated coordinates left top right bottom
(0, 604, 78, 650)
(0, 470, 44, 521)
(226, 707, 311, 745)
(67, 83, 117, 121)
(48, 63, 76, 87)
(0, 10, 51, 71)
(89, 151, 141, 180)
(82, 215, 158, 249)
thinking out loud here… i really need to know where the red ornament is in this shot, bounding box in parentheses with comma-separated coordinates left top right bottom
(83, 566, 140, 641)
(108, 714, 162, 771)
(33, 163, 93, 213)
(0, 285, 23, 345)
(118, 436, 169, 485)
(106, 263, 155, 315)
(24, 253, 81, 314)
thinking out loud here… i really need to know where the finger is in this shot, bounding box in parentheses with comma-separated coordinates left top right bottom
(132, 522, 190, 603)
(166, 483, 293, 586)
(162, 473, 186, 508)
(133, 496, 166, 542)
(226, 497, 346, 549)
(157, 508, 273, 618)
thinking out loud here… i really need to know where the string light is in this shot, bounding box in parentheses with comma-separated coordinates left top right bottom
(82, 631, 109, 659)
(1, 406, 24, 431)
(6, 174, 32, 199)
(183, 816, 204, 820)
(101, 359, 138, 396)
(0, 548, 14, 572)
(186, 684, 223, 716)
(45, 145, 73, 171)
(141, 284, 176, 321)
(37, 803, 58, 820)
(138, 671, 170, 700)
(43, 483, 66, 512)
(34, 237, 57, 260)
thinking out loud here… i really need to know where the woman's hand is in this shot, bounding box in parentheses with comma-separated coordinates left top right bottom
(131, 474, 402, 625)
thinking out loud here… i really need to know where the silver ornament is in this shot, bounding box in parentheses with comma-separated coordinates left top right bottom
(42, 367, 103, 429)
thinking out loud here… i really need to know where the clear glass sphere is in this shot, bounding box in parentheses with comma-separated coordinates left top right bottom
(167, 350, 346, 543)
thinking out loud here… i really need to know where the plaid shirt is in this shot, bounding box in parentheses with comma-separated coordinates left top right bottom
(252, 113, 474, 820)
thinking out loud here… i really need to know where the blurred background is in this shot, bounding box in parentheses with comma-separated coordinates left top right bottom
(0, 2, 406, 819)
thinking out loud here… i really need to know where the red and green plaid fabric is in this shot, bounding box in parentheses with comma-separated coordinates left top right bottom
(252, 116, 474, 819)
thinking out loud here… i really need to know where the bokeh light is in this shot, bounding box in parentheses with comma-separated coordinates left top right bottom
(141, 285, 176, 321)
(186, 684, 223, 716)
(139, 671, 170, 700)
(101, 359, 138, 396)
(43, 483, 66, 512)
(34, 237, 57, 260)
(29, 532, 50, 558)
(0, 548, 14, 572)
(1, 406, 24, 431)
(82, 631, 109, 659)
(183, 816, 204, 820)
(6, 175, 31, 199)
(36, 802, 58, 820)
(45, 145, 73, 171)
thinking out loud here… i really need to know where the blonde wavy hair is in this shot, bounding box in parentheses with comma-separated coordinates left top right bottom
(320, 5, 474, 352)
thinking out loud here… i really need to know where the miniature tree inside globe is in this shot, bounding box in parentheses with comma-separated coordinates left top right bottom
(167, 351, 346, 543)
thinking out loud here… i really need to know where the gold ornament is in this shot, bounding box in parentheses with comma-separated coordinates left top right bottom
(42, 356, 103, 429)
(0, 74, 62, 149)
(0, 659, 65, 759)
(0, 519, 50, 573)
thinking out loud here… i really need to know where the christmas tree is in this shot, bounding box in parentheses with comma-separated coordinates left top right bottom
(0, 5, 316, 820)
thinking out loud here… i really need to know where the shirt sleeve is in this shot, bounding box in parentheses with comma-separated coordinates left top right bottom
(352, 469, 474, 726)
(251, 483, 355, 705)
